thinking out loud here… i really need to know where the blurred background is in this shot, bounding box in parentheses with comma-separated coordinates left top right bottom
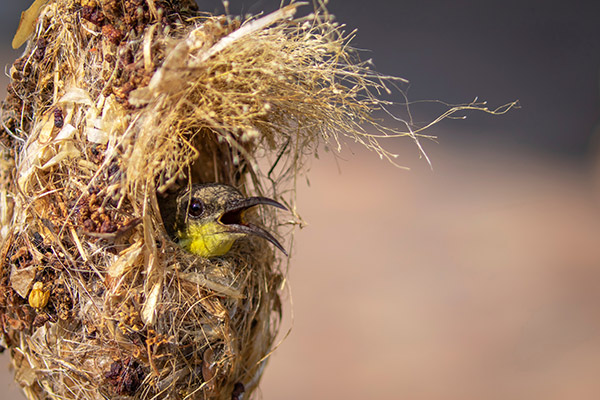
(1, 1, 600, 399)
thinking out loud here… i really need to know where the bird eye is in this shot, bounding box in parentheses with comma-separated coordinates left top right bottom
(188, 199, 205, 217)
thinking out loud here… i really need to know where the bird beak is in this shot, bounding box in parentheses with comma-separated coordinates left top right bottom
(221, 197, 288, 256)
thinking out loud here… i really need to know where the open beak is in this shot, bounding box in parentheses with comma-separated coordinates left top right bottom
(220, 197, 288, 256)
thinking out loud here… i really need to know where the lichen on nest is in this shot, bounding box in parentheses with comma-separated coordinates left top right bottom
(0, 0, 516, 399)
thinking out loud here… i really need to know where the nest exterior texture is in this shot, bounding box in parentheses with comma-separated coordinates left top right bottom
(0, 0, 418, 399)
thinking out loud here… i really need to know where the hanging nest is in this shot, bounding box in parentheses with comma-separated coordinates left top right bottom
(0, 0, 516, 399)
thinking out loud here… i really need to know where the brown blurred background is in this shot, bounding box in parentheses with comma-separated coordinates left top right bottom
(1, 1, 600, 399)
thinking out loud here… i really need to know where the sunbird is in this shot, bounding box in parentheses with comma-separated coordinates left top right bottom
(174, 183, 287, 258)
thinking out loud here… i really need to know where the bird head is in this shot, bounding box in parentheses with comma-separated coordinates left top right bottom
(174, 183, 287, 258)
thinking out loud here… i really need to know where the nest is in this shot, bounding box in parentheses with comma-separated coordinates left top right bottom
(0, 0, 517, 399)
(0, 1, 421, 399)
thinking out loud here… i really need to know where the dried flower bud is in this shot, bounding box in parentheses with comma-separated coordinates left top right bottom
(28, 282, 50, 310)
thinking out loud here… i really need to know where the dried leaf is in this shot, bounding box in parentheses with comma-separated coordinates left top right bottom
(10, 265, 36, 298)
(58, 87, 94, 106)
(40, 141, 80, 170)
(85, 127, 108, 144)
(12, 0, 49, 49)
(108, 242, 144, 279)
(181, 272, 244, 299)
(55, 124, 77, 141)
(14, 361, 37, 387)
(141, 281, 162, 326)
